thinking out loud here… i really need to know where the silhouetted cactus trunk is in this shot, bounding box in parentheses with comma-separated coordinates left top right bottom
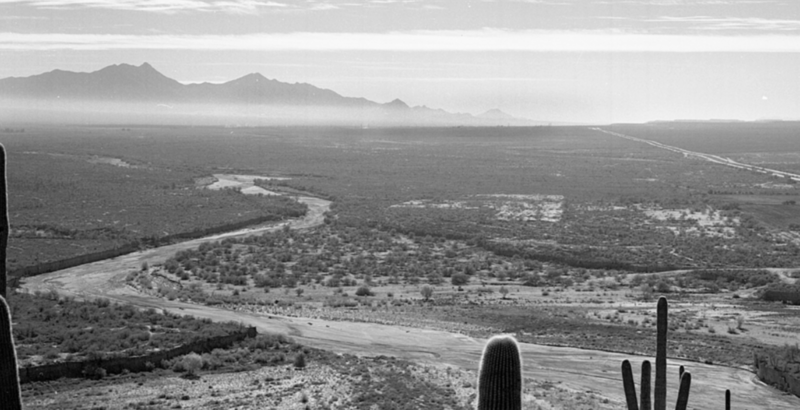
(725, 389, 730, 410)
(655, 297, 667, 410)
(0, 295, 21, 409)
(0, 144, 7, 299)
(675, 372, 691, 410)
(622, 360, 639, 410)
(478, 335, 522, 410)
(640, 360, 651, 410)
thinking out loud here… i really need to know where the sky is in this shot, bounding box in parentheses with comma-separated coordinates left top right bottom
(1, 0, 800, 123)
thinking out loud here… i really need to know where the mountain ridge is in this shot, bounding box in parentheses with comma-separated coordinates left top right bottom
(0, 63, 537, 126)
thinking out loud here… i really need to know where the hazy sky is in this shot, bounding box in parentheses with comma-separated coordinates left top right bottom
(2, 0, 800, 123)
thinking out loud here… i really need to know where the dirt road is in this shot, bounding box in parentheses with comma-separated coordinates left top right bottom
(593, 127, 800, 182)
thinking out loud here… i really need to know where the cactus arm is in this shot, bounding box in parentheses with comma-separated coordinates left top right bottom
(725, 389, 730, 410)
(622, 360, 639, 410)
(0, 143, 7, 299)
(640, 360, 651, 410)
(678, 365, 684, 382)
(0, 295, 22, 410)
(654, 296, 668, 410)
(674, 372, 691, 410)
(478, 335, 522, 410)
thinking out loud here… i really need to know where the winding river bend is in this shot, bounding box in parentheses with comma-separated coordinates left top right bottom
(20, 175, 800, 409)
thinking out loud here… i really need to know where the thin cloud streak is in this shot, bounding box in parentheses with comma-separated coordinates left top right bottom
(2, 30, 800, 52)
(651, 16, 800, 31)
(0, 0, 289, 14)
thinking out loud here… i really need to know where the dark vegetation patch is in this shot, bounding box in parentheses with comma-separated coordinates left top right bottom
(759, 283, 800, 304)
(158, 225, 501, 292)
(8, 291, 242, 364)
(20, 332, 308, 399)
(674, 269, 780, 292)
(5, 129, 307, 273)
(754, 344, 800, 397)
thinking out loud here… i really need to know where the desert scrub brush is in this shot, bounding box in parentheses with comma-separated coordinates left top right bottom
(0, 295, 22, 409)
(478, 335, 522, 410)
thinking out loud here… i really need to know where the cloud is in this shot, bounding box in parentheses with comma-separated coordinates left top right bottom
(593, 0, 786, 4)
(0, 0, 289, 14)
(2, 29, 800, 52)
(650, 16, 800, 31)
(0, 14, 50, 19)
(0, 0, 442, 13)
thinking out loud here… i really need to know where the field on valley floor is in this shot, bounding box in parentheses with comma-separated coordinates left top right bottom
(9, 122, 800, 409)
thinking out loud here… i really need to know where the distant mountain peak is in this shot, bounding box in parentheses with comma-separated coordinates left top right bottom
(384, 98, 409, 109)
(101, 62, 146, 71)
(231, 72, 269, 84)
(478, 108, 517, 120)
(138, 62, 161, 73)
(96, 62, 169, 80)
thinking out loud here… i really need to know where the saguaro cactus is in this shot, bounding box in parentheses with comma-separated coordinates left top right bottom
(0, 295, 22, 409)
(725, 389, 730, 410)
(655, 296, 667, 410)
(622, 297, 692, 410)
(478, 335, 522, 410)
(0, 143, 7, 299)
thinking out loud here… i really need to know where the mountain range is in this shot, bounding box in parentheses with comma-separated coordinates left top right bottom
(0, 63, 536, 126)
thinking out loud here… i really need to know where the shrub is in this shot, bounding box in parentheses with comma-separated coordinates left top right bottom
(83, 364, 106, 380)
(294, 353, 307, 369)
(499, 286, 509, 298)
(451, 273, 469, 286)
(355, 286, 374, 297)
(521, 273, 541, 287)
(420, 286, 433, 301)
(181, 352, 204, 377)
(655, 281, 672, 293)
